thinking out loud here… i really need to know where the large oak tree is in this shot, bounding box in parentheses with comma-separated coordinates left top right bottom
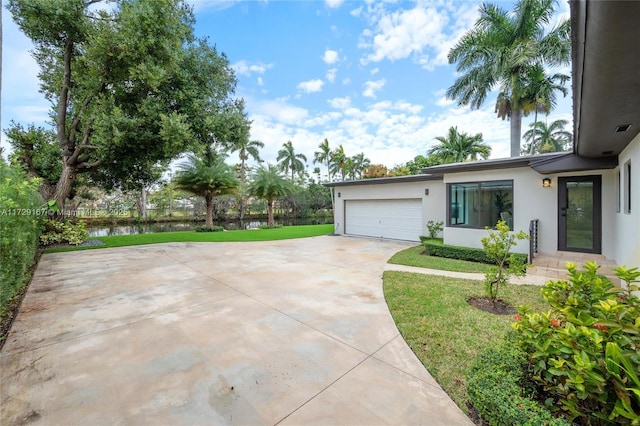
(7, 0, 241, 208)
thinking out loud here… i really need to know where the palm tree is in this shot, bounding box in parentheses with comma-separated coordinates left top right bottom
(277, 140, 307, 182)
(522, 119, 572, 154)
(428, 127, 491, 163)
(522, 64, 569, 154)
(329, 145, 348, 181)
(350, 153, 371, 179)
(174, 147, 239, 227)
(447, 0, 571, 157)
(313, 138, 332, 182)
(230, 138, 264, 220)
(248, 164, 294, 226)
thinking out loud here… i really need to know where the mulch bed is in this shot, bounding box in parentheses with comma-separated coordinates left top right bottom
(467, 296, 516, 315)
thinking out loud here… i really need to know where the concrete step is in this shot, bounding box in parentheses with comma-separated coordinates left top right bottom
(529, 251, 619, 284)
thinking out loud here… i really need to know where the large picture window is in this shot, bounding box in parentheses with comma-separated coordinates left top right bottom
(448, 180, 513, 229)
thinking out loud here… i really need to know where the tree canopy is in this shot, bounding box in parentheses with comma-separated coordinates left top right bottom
(7, 0, 243, 208)
(447, 0, 570, 157)
(428, 127, 491, 163)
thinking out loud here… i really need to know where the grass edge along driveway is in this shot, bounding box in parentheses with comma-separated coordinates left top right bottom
(44, 224, 335, 253)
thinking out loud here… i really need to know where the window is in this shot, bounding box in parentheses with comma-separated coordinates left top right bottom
(616, 169, 621, 213)
(448, 180, 513, 229)
(624, 161, 631, 213)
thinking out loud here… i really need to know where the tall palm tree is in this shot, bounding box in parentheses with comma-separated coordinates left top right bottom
(522, 64, 569, 154)
(277, 140, 307, 182)
(447, 0, 571, 157)
(313, 138, 332, 182)
(522, 119, 572, 154)
(329, 145, 348, 181)
(174, 147, 239, 227)
(247, 164, 294, 226)
(350, 153, 371, 179)
(428, 127, 491, 163)
(230, 138, 264, 220)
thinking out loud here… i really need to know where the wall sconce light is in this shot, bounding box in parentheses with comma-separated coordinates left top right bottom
(542, 178, 552, 188)
(338, 192, 341, 198)
(425, 188, 429, 196)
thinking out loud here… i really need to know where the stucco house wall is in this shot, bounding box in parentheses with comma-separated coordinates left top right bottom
(614, 132, 640, 267)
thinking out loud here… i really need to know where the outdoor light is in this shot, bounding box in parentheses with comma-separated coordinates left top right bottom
(425, 188, 429, 196)
(542, 178, 552, 188)
(338, 192, 341, 198)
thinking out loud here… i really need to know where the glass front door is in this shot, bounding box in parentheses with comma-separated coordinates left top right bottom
(558, 176, 602, 253)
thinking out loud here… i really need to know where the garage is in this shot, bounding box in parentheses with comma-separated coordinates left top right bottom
(344, 199, 423, 241)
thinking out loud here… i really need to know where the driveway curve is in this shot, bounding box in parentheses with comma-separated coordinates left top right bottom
(1, 236, 471, 425)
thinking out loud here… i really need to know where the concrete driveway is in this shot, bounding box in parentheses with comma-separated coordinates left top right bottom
(1, 236, 472, 425)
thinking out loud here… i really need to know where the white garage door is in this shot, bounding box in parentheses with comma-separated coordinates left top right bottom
(345, 199, 422, 241)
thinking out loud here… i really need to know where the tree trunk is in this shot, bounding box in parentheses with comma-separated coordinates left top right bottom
(53, 163, 75, 212)
(205, 193, 214, 227)
(510, 107, 522, 157)
(529, 109, 539, 155)
(267, 198, 274, 226)
(137, 188, 148, 219)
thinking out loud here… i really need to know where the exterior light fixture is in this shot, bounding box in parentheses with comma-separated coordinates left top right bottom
(338, 192, 341, 198)
(425, 188, 429, 196)
(542, 178, 552, 188)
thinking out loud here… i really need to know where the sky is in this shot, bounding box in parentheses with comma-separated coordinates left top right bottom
(1, 0, 572, 175)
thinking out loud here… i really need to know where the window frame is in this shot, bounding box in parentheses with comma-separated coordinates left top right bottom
(446, 179, 514, 230)
(624, 160, 631, 214)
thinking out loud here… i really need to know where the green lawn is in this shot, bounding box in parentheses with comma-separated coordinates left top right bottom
(383, 271, 549, 415)
(388, 245, 492, 273)
(44, 224, 334, 253)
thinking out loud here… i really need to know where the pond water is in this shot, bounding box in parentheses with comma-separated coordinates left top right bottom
(86, 218, 332, 237)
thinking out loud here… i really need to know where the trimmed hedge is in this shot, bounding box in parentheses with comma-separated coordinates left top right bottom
(195, 225, 224, 232)
(467, 336, 569, 426)
(0, 161, 43, 318)
(424, 239, 527, 265)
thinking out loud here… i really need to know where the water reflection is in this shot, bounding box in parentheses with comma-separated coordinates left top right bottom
(87, 218, 331, 237)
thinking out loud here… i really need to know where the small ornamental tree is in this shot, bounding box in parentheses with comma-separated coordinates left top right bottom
(426, 220, 444, 239)
(481, 220, 529, 303)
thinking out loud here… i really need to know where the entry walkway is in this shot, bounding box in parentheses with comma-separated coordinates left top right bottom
(1, 236, 472, 425)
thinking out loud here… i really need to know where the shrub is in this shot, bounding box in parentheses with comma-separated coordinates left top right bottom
(258, 223, 282, 229)
(513, 262, 640, 424)
(194, 225, 224, 232)
(426, 220, 444, 239)
(481, 220, 529, 302)
(467, 335, 570, 426)
(0, 161, 43, 318)
(423, 239, 527, 265)
(40, 219, 88, 245)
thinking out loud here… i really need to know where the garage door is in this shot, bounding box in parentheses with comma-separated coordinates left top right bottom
(345, 199, 422, 241)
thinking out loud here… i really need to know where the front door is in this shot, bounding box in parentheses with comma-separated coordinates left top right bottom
(558, 175, 602, 253)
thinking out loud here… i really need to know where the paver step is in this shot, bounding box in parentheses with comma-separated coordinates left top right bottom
(529, 252, 619, 284)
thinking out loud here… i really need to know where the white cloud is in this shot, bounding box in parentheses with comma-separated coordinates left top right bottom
(362, 79, 386, 98)
(342, 78, 351, 85)
(370, 67, 379, 75)
(233, 60, 273, 76)
(297, 79, 325, 94)
(250, 99, 309, 125)
(257, 76, 264, 86)
(325, 68, 337, 83)
(322, 49, 339, 65)
(325, 0, 344, 9)
(328, 96, 351, 109)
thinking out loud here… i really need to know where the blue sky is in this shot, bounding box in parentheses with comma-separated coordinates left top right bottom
(1, 0, 572, 173)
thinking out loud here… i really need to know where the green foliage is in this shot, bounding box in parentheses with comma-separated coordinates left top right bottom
(426, 220, 444, 239)
(481, 220, 529, 302)
(428, 126, 491, 163)
(194, 226, 224, 233)
(513, 263, 640, 424)
(467, 336, 569, 426)
(248, 165, 294, 226)
(40, 219, 88, 246)
(0, 161, 43, 318)
(258, 224, 283, 229)
(423, 239, 527, 266)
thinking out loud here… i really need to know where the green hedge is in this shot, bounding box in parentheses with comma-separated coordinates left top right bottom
(0, 161, 43, 318)
(423, 239, 527, 265)
(467, 336, 569, 426)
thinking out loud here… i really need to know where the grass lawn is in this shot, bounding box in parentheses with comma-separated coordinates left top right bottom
(44, 224, 334, 253)
(388, 245, 492, 273)
(383, 271, 550, 415)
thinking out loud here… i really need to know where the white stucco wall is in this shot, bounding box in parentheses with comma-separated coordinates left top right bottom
(332, 179, 444, 238)
(443, 167, 617, 257)
(614, 132, 640, 268)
